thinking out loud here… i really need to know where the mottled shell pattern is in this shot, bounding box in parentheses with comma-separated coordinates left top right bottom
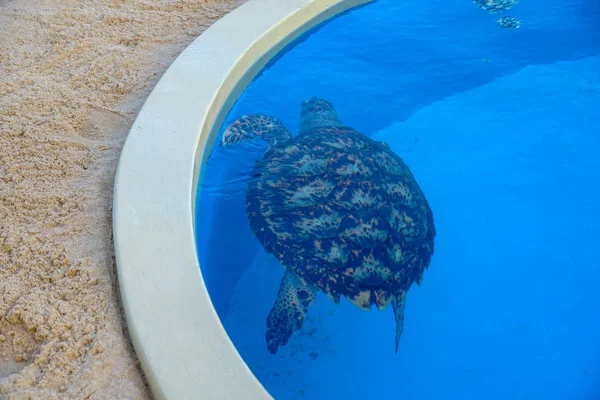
(245, 98, 435, 311)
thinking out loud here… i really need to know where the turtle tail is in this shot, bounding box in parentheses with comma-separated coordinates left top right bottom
(221, 115, 292, 148)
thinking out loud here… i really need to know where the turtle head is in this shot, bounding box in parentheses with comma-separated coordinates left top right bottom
(221, 115, 292, 148)
(299, 97, 343, 133)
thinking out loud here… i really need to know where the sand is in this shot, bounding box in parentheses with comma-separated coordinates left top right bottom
(0, 0, 243, 398)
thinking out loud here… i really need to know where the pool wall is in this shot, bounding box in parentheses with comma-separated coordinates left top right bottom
(112, 0, 373, 398)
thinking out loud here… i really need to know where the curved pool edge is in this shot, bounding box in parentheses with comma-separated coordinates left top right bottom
(112, 0, 374, 399)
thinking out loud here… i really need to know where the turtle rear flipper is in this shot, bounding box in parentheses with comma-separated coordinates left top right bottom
(266, 270, 317, 354)
(392, 291, 407, 354)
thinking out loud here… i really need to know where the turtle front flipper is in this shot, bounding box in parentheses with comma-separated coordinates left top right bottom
(392, 291, 407, 354)
(221, 115, 292, 147)
(266, 270, 317, 354)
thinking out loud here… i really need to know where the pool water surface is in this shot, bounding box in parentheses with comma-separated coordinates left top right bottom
(195, 0, 600, 398)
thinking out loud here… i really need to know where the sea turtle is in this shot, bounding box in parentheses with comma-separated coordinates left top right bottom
(221, 97, 435, 354)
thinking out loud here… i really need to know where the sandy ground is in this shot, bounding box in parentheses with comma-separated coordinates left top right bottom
(0, 0, 242, 398)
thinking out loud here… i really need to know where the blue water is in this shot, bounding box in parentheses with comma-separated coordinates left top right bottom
(195, 0, 600, 398)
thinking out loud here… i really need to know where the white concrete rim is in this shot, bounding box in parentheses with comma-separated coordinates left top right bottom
(112, 0, 374, 399)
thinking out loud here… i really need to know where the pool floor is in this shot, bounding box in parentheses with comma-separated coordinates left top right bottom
(195, 0, 600, 397)
(217, 57, 600, 400)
